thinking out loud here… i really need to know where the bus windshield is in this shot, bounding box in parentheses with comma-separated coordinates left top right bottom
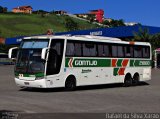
(15, 39, 49, 74)
(15, 49, 45, 74)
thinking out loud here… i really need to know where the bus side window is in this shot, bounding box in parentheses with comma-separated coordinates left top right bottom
(117, 45, 124, 57)
(134, 46, 142, 58)
(66, 42, 75, 56)
(75, 43, 82, 57)
(104, 44, 110, 57)
(124, 45, 133, 58)
(143, 47, 150, 58)
(97, 44, 104, 57)
(97, 44, 110, 57)
(112, 45, 117, 57)
(125, 46, 130, 58)
(83, 42, 97, 57)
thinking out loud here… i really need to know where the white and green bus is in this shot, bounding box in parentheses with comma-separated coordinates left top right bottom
(9, 35, 151, 90)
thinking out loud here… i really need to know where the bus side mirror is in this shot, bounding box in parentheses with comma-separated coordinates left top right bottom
(41, 48, 49, 60)
(8, 47, 18, 59)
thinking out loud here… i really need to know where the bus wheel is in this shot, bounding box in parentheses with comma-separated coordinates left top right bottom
(133, 73, 140, 86)
(65, 76, 76, 91)
(124, 74, 132, 87)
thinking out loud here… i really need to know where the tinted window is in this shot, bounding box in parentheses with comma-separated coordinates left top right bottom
(47, 39, 64, 75)
(143, 47, 150, 58)
(97, 44, 110, 57)
(66, 41, 82, 57)
(51, 41, 63, 55)
(66, 42, 75, 56)
(134, 46, 142, 58)
(104, 44, 110, 57)
(66, 40, 150, 59)
(75, 43, 82, 56)
(97, 44, 104, 56)
(83, 43, 97, 56)
(124, 45, 134, 58)
(117, 45, 124, 57)
(112, 45, 117, 57)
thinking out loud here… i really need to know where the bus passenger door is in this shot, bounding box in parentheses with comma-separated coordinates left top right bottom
(46, 39, 64, 87)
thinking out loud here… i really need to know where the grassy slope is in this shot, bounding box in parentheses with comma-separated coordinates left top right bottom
(0, 13, 99, 38)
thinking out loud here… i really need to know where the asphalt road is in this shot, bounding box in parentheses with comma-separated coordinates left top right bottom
(0, 65, 160, 118)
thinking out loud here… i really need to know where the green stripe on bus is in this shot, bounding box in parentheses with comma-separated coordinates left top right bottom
(130, 60, 151, 67)
(66, 58, 151, 68)
(65, 58, 111, 67)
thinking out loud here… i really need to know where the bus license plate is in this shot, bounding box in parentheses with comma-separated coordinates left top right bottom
(24, 82, 29, 85)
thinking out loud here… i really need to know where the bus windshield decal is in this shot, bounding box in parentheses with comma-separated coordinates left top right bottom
(22, 40, 48, 49)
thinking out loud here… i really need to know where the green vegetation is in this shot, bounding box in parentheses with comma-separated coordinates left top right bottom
(0, 6, 7, 13)
(102, 19, 125, 27)
(133, 27, 160, 51)
(0, 13, 99, 38)
(65, 17, 78, 31)
(1, 13, 159, 53)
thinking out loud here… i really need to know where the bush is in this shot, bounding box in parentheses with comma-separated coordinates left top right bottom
(65, 17, 79, 31)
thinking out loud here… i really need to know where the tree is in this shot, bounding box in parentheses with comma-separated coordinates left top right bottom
(3, 7, 7, 13)
(0, 44, 9, 53)
(0, 6, 7, 13)
(102, 20, 111, 27)
(133, 27, 160, 51)
(0, 6, 3, 13)
(117, 19, 125, 26)
(150, 33, 160, 50)
(50, 10, 55, 14)
(110, 19, 125, 27)
(102, 19, 125, 27)
(133, 27, 152, 42)
(65, 17, 78, 31)
(87, 14, 95, 23)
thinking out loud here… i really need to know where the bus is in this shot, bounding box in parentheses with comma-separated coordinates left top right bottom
(8, 35, 151, 90)
(0, 53, 13, 65)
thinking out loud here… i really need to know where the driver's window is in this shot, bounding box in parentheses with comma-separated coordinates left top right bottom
(46, 39, 64, 75)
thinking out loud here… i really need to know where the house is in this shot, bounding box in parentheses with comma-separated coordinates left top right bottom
(89, 9, 104, 23)
(74, 13, 89, 19)
(54, 10, 67, 15)
(12, 6, 32, 14)
(75, 9, 104, 23)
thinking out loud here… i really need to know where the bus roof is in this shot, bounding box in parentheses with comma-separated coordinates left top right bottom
(23, 35, 151, 46)
(23, 35, 120, 40)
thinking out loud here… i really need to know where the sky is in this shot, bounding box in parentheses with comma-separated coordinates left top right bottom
(0, 0, 160, 27)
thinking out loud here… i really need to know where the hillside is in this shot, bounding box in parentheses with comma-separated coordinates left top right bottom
(0, 13, 99, 38)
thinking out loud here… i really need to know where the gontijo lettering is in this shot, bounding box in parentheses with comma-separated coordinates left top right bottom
(75, 60, 97, 66)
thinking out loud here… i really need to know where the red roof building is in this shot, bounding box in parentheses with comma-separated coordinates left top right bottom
(12, 6, 32, 14)
(89, 9, 104, 23)
(75, 9, 104, 23)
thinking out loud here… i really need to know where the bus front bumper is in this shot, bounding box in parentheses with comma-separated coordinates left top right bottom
(15, 78, 47, 88)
